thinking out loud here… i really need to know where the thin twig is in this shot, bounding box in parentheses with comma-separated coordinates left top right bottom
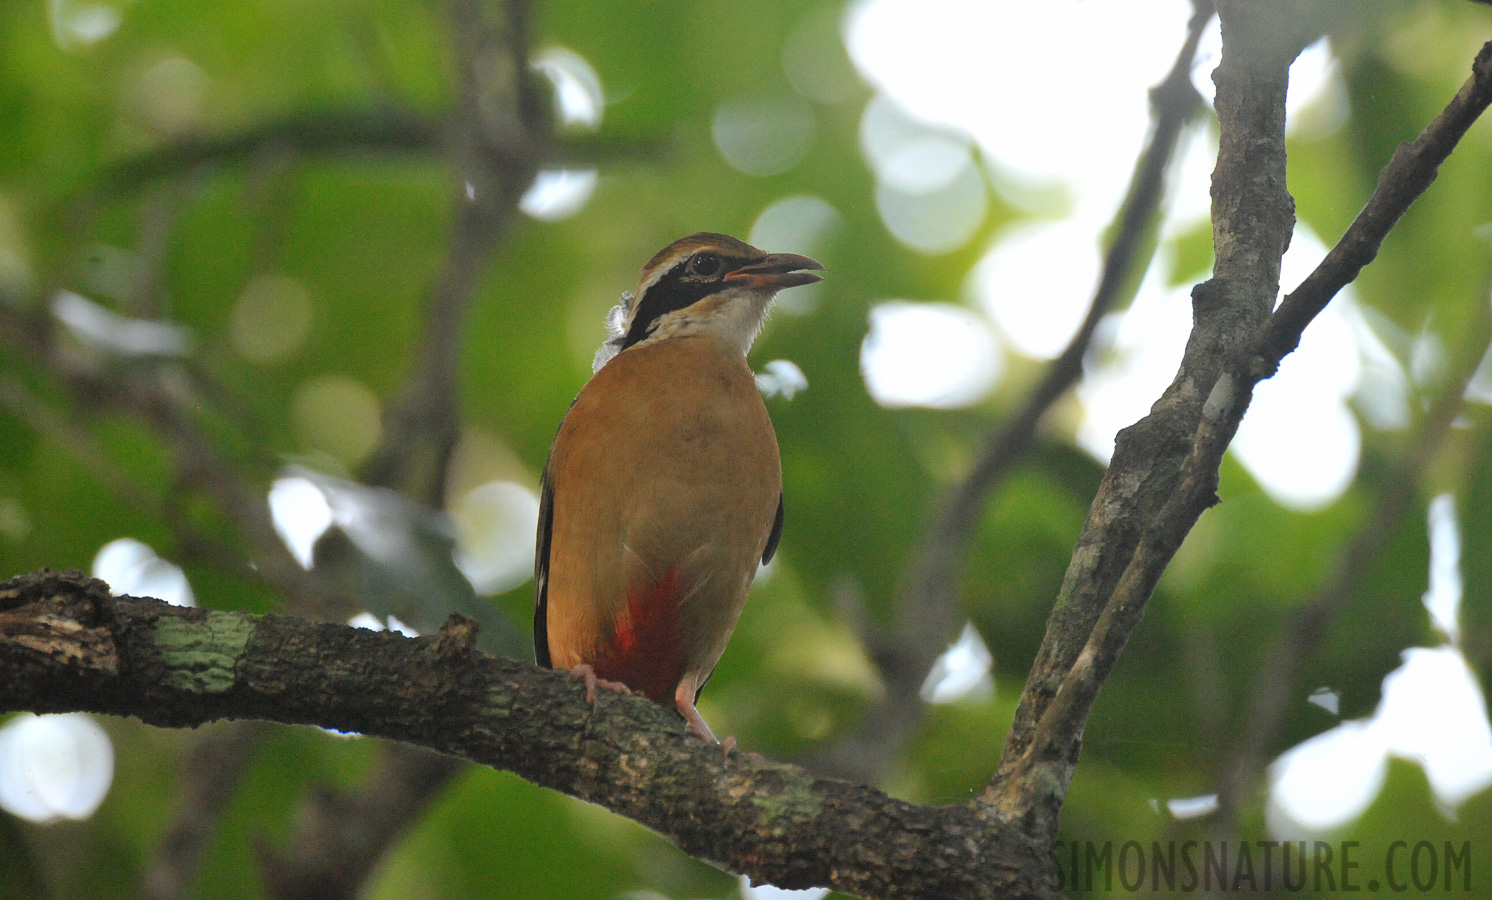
(983, 0, 1309, 834)
(95, 109, 443, 195)
(359, 0, 548, 504)
(0, 378, 153, 510)
(1215, 303, 1491, 828)
(988, 25, 1492, 842)
(0, 303, 341, 614)
(1, 5, 548, 898)
(258, 742, 464, 900)
(90, 111, 650, 202)
(1258, 39, 1492, 374)
(805, 0, 1214, 783)
(265, 1, 549, 896)
(142, 723, 272, 900)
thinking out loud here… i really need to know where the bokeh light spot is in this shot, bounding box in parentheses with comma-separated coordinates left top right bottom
(0, 195, 35, 300)
(755, 359, 808, 401)
(230, 274, 314, 364)
(749, 195, 841, 314)
(740, 876, 831, 900)
(1269, 497, 1492, 833)
(0, 497, 32, 542)
(1166, 794, 1219, 820)
(0, 714, 114, 823)
(874, 165, 987, 255)
(1268, 721, 1388, 834)
(1075, 266, 1191, 462)
(452, 480, 540, 595)
(1232, 388, 1360, 511)
(1233, 229, 1363, 510)
(861, 301, 1001, 408)
(132, 57, 210, 136)
(713, 96, 816, 177)
(520, 169, 599, 221)
(1424, 494, 1462, 643)
(782, 7, 861, 104)
(860, 95, 987, 253)
(848, 0, 1185, 208)
(48, 0, 122, 51)
(532, 47, 604, 130)
(53, 290, 195, 357)
(289, 374, 383, 467)
(269, 476, 335, 569)
(921, 622, 994, 704)
(749, 195, 842, 256)
(974, 219, 1102, 360)
(92, 537, 195, 607)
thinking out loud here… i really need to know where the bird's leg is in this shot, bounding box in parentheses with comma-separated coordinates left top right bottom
(567, 664, 630, 704)
(674, 677, 736, 758)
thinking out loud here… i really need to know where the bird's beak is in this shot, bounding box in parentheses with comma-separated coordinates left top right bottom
(724, 253, 825, 291)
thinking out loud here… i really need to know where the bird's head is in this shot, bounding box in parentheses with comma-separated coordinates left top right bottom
(592, 233, 823, 371)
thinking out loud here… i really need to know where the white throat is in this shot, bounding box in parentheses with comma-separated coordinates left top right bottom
(643, 286, 775, 356)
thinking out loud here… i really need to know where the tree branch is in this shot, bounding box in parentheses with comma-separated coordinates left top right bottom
(1215, 299, 1492, 829)
(142, 722, 271, 900)
(0, 570, 1054, 900)
(359, 0, 548, 503)
(89, 111, 651, 202)
(1258, 38, 1492, 373)
(267, 2, 551, 895)
(984, 0, 1309, 836)
(988, 17, 1492, 843)
(806, 0, 1214, 784)
(94, 110, 445, 195)
(256, 740, 464, 900)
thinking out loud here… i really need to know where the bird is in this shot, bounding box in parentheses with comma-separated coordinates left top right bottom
(534, 232, 823, 748)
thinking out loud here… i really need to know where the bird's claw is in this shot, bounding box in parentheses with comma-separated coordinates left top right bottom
(567, 664, 630, 704)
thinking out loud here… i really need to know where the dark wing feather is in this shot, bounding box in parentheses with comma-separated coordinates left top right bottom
(762, 493, 784, 564)
(533, 461, 556, 667)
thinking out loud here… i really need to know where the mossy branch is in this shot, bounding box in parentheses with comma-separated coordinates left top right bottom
(0, 569, 1052, 900)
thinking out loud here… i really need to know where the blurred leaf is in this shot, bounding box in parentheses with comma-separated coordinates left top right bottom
(4, 1, 1492, 897)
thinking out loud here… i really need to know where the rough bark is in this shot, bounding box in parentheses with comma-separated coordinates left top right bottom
(0, 569, 1056, 900)
(985, 1, 1310, 840)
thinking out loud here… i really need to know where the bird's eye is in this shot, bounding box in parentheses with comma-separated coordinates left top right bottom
(688, 253, 723, 278)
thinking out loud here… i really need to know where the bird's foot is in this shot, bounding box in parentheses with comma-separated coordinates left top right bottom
(674, 681, 738, 757)
(691, 718, 738, 760)
(567, 664, 630, 704)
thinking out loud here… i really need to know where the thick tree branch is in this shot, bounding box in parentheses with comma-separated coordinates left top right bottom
(988, 17, 1492, 842)
(0, 570, 1054, 900)
(807, 0, 1214, 784)
(985, 0, 1308, 835)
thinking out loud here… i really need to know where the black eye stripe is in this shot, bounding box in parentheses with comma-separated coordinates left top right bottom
(618, 256, 746, 351)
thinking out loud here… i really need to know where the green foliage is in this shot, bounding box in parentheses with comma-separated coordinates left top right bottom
(2, 1, 1492, 898)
